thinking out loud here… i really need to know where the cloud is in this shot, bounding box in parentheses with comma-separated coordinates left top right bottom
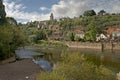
(51, 0, 89, 18)
(40, 6, 49, 11)
(51, 0, 120, 18)
(3, 0, 50, 23)
(3, 0, 120, 23)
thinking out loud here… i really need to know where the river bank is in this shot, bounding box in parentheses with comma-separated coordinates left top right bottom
(46, 40, 120, 50)
(66, 42, 120, 50)
(0, 47, 44, 80)
(0, 59, 41, 80)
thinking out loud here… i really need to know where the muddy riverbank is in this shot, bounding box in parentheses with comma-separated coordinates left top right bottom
(0, 59, 41, 80)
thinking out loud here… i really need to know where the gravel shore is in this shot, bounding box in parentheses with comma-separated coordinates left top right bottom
(0, 59, 41, 80)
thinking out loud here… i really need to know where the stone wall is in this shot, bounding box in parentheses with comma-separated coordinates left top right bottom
(66, 42, 120, 50)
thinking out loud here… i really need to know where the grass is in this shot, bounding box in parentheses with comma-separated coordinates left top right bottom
(37, 52, 116, 80)
(34, 40, 68, 47)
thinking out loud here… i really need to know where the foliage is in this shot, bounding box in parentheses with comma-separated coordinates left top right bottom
(83, 10, 96, 16)
(59, 18, 74, 31)
(25, 27, 47, 43)
(36, 40, 68, 47)
(26, 21, 38, 28)
(85, 21, 97, 41)
(68, 32, 75, 41)
(74, 35, 85, 42)
(0, 25, 27, 60)
(98, 10, 106, 15)
(37, 53, 116, 80)
(0, 1, 28, 60)
(0, 0, 6, 19)
(21, 12, 120, 42)
(6, 17, 17, 25)
(74, 35, 80, 41)
(35, 30, 47, 42)
(0, 26, 13, 59)
(28, 35, 37, 43)
(0, 0, 6, 25)
(37, 72, 67, 80)
(12, 27, 27, 47)
(46, 20, 58, 25)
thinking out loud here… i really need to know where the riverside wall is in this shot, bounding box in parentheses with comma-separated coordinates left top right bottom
(66, 42, 120, 50)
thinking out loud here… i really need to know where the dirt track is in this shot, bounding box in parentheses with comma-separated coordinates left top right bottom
(0, 59, 41, 80)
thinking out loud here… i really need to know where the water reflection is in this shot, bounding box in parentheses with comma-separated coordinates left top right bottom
(33, 59, 52, 72)
(99, 54, 120, 72)
(34, 47, 120, 73)
(15, 46, 120, 73)
(33, 55, 54, 72)
(85, 52, 120, 72)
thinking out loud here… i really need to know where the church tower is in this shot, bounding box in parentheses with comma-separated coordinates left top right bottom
(50, 13, 54, 21)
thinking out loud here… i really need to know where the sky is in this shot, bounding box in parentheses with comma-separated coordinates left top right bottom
(3, 0, 120, 23)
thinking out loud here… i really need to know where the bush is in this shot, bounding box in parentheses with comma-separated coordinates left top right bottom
(37, 40, 68, 47)
(0, 25, 27, 60)
(37, 72, 67, 80)
(37, 53, 116, 80)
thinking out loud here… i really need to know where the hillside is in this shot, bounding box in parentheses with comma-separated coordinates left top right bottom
(21, 13, 120, 42)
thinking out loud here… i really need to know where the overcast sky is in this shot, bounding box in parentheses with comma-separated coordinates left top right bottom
(3, 0, 120, 23)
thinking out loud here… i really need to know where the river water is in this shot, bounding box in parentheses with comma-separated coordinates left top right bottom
(15, 46, 53, 72)
(15, 46, 120, 73)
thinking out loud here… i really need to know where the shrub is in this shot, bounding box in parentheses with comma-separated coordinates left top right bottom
(37, 53, 116, 80)
(0, 25, 27, 60)
(37, 72, 67, 80)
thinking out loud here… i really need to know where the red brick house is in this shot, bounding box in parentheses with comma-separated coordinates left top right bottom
(106, 27, 120, 40)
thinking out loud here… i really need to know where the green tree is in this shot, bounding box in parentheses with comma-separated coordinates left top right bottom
(68, 32, 75, 41)
(74, 35, 80, 41)
(59, 18, 74, 31)
(6, 17, 17, 25)
(0, 27, 13, 59)
(0, 0, 6, 23)
(98, 10, 106, 15)
(85, 22, 97, 41)
(0, 25, 28, 60)
(12, 27, 27, 48)
(33, 30, 47, 43)
(83, 10, 96, 16)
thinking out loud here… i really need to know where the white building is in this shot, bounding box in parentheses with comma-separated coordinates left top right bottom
(96, 33, 107, 41)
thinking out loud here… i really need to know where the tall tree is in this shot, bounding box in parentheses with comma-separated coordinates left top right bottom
(0, 0, 6, 20)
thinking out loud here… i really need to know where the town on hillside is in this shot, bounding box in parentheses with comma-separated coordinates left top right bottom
(22, 12, 120, 43)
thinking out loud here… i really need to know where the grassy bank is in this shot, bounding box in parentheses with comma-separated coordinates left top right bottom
(33, 40, 68, 47)
(37, 53, 116, 80)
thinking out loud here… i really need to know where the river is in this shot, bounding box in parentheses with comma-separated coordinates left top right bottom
(15, 46, 120, 73)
